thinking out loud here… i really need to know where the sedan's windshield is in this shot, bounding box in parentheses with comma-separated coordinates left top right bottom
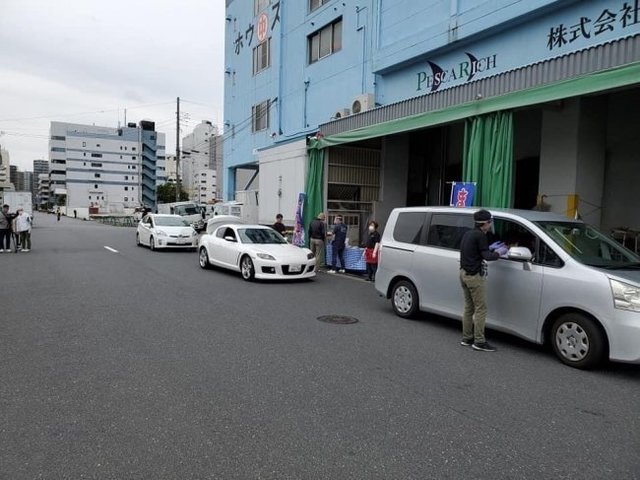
(155, 217, 191, 227)
(535, 221, 640, 268)
(238, 228, 286, 244)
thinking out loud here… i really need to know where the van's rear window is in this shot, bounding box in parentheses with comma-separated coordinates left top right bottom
(393, 212, 427, 245)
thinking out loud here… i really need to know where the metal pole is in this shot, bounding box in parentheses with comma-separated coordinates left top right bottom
(176, 97, 180, 202)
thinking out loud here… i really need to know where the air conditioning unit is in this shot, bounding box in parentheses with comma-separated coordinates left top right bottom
(333, 108, 351, 119)
(351, 93, 375, 114)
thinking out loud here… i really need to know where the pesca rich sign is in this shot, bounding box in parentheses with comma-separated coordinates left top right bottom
(416, 52, 498, 93)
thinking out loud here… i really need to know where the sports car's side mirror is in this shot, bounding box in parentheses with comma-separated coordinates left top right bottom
(224, 236, 237, 242)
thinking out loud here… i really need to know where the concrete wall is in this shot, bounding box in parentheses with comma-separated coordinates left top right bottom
(257, 139, 307, 225)
(375, 135, 409, 231)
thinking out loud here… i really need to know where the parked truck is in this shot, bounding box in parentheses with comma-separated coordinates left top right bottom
(156, 201, 205, 231)
(1, 191, 33, 216)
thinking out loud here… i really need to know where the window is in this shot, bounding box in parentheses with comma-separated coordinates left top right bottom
(427, 214, 474, 250)
(252, 100, 270, 132)
(96, 143, 101, 147)
(309, 0, 330, 12)
(120, 146, 123, 150)
(51, 135, 65, 141)
(82, 141, 86, 147)
(125, 186, 129, 191)
(91, 162, 102, 167)
(253, 38, 271, 75)
(94, 173, 101, 178)
(51, 147, 66, 152)
(91, 153, 102, 158)
(94, 184, 98, 189)
(132, 156, 135, 160)
(308, 18, 342, 64)
(124, 196, 128, 201)
(132, 165, 136, 169)
(132, 147, 136, 151)
(254, 0, 269, 15)
(83, 153, 86, 157)
(125, 176, 128, 180)
(124, 146, 127, 150)
(393, 212, 428, 245)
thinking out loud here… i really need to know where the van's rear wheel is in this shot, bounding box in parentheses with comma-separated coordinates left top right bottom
(391, 280, 419, 319)
(551, 313, 605, 369)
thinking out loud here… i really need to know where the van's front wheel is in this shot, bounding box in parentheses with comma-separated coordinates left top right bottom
(391, 280, 419, 319)
(551, 313, 606, 369)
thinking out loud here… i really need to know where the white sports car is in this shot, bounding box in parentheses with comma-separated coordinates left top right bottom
(136, 214, 199, 250)
(198, 223, 316, 281)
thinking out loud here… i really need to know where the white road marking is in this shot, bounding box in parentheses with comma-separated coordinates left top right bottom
(104, 246, 119, 253)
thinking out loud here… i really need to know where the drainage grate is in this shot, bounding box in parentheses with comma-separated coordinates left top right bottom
(317, 315, 359, 325)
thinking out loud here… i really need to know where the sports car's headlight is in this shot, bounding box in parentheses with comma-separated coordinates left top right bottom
(610, 279, 640, 312)
(257, 253, 276, 261)
(307, 252, 315, 260)
(156, 229, 168, 237)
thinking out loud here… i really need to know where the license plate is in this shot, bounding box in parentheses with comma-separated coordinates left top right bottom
(289, 265, 302, 273)
(177, 238, 187, 244)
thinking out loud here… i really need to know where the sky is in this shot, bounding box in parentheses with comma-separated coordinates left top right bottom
(0, 0, 225, 172)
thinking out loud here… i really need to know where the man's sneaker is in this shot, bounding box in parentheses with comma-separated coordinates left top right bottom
(472, 342, 497, 352)
(22, 249, 30, 252)
(338, 269, 346, 273)
(0, 249, 4, 253)
(460, 338, 474, 346)
(328, 269, 337, 274)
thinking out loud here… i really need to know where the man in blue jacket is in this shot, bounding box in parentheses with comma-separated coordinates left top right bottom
(328, 215, 348, 274)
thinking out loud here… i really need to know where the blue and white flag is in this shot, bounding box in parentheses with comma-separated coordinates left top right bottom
(293, 192, 306, 247)
(450, 182, 476, 207)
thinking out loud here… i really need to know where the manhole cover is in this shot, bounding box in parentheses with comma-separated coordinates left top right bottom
(317, 315, 359, 325)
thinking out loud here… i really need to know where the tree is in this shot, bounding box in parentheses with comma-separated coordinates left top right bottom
(56, 194, 67, 206)
(157, 183, 189, 204)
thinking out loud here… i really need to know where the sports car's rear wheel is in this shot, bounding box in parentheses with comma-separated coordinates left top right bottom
(240, 255, 255, 281)
(199, 247, 210, 269)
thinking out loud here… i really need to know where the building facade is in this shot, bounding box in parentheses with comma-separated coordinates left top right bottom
(181, 120, 219, 203)
(49, 121, 165, 216)
(224, 0, 640, 239)
(0, 146, 9, 190)
(33, 160, 49, 207)
(37, 174, 50, 208)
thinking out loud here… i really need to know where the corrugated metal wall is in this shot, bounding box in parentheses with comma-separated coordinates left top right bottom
(321, 35, 640, 136)
(327, 147, 380, 202)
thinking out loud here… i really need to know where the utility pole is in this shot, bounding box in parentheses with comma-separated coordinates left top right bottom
(175, 97, 180, 202)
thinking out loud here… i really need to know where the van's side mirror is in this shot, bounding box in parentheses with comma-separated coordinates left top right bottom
(507, 247, 532, 262)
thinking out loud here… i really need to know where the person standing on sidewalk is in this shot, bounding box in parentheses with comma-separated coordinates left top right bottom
(328, 215, 348, 274)
(14, 207, 32, 252)
(458, 209, 508, 352)
(363, 220, 381, 281)
(0, 204, 13, 252)
(308, 212, 327, 267)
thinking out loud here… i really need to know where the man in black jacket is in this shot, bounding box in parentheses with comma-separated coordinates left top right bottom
(459, 209, 507, 352)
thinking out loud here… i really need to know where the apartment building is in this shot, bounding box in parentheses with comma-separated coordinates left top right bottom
(49, 121, 166, 215)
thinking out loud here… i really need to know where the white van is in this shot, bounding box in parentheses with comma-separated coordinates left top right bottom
(375, 206, 640, 369)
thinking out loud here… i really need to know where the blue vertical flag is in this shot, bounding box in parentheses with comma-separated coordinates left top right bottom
(450, 182, 476, 207)
(293, 192, 306, 247)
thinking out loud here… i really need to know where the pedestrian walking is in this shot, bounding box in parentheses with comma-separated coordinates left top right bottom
(308, 212, 327, 267)
(56, 207, 61, 221)
(363, 220, 381, 281)
(14, 208, 32, 252)
(328, 215, 348, 273)
(0, 204, 14, 252)
(458, 209, 508, 352)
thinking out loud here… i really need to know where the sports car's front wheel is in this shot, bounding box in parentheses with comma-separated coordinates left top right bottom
(240, 255, 255, 281)
(199, 247, 210, 269)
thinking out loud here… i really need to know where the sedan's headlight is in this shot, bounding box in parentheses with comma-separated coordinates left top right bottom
(610, 279, 640, 312)
(156, 229, 168, 237)
(257, 253, 276, 261)
(307, 252, 315, 260)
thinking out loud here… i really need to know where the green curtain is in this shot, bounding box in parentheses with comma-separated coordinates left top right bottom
(303, 144, 324, 246)
(463, 111, 513, 208)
